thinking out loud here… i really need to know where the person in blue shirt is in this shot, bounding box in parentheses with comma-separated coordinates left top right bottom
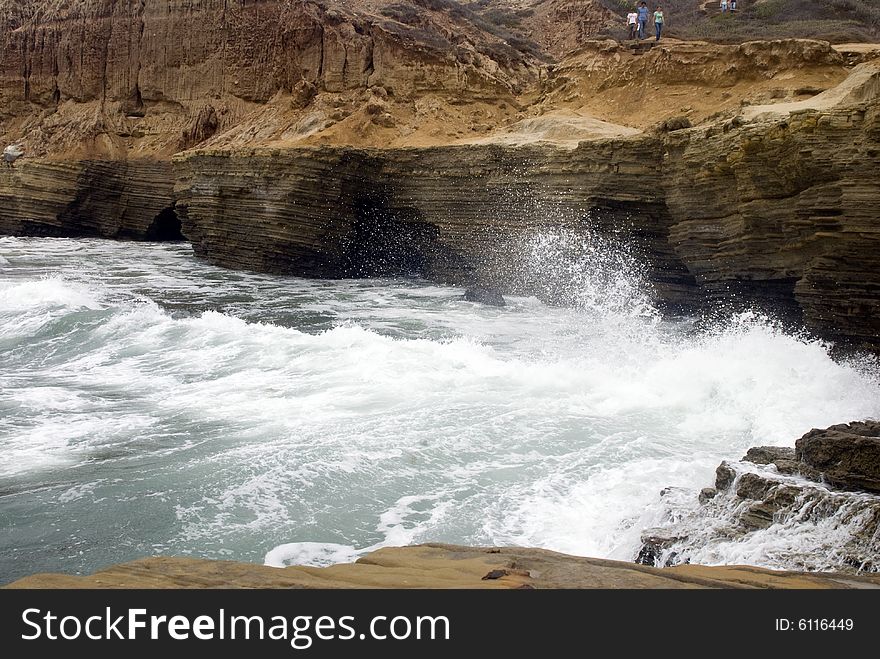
(636, 2, 650, 40)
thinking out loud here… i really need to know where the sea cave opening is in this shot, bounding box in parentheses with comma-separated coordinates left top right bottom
(341, 196, 440, 278)
(145, 207, 184, 242)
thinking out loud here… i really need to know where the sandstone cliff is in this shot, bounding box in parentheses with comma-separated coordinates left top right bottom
(6, 543, 880, 588)
(2, 1, 880, 348)
(175, 41, 880, 344)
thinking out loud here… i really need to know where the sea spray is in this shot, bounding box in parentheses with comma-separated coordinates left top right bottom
(0, 237, 879, 583)
(638, 464, 880, 573)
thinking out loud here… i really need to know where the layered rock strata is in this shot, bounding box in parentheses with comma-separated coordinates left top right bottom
(1, 2, 879, 347)
(0, 159, 176, 239)
(174, 139, 700, 307)
(174, 61, 880, 343)
(664, 69, 880, 345)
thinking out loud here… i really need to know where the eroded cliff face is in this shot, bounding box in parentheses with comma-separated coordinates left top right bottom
(0, 0, 541, 240)
(0, 0, 538, 157)
(664, 74, 880, 345)
(174, 138, 700, 308)
(1, 2, 879, 348)
(174, 52, 880, 344)
(0, 0, 535, 109)
(0, 159, 175, 239)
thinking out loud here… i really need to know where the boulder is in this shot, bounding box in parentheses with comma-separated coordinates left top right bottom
(742, 446, 795, 465)
(464, 286, 506, 307)
(715, 462, 736, 491)
(795, 421, 880, 493)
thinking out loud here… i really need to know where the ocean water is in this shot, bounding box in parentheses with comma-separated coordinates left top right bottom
(1, 235, 879, 583)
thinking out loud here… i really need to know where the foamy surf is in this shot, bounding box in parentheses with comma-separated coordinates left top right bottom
(1, 237, 878, 583)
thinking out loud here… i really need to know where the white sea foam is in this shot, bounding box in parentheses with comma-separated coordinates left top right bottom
(264, 542, 363, 568)
(0, 277, 104, 339)
(1, 237, 879, 577)
(0, 277, 102, 311)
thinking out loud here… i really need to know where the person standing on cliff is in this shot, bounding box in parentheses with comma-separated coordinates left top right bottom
(3, 144, 23, 168)
(627, 8, 638, 39)
(654, 6, 664, 41)
(637, 1, 649, 39)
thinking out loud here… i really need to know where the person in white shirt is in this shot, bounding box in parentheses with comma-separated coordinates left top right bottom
(627, 10, 638, 40)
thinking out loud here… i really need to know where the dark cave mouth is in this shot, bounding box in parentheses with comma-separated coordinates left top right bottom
(340, 198, 441, 278)
(144, 207, 184, 242)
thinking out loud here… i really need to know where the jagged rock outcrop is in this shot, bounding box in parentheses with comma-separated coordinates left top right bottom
(6, 543, 879, 589)
(796, 422, 880, 492)
(638, 421, 880, 573)
(747, 421, 880, 493)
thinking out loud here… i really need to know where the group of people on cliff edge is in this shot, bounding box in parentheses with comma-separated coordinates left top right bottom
(627, 2, 664, 42)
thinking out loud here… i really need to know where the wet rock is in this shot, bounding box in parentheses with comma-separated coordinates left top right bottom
(698, 487, 718, 504)
(715, 462, 736, 491)
(736, 472, 775, 500)
(646, 421, 880, 573)
(742, 446, 801, 476)
(464, 286, 505, 307)
(742, 446, 796, 465)
(636, 529, 687, 567)
(795, 421, 880, 493)
(737, 475, 803, 529)
(770, 459, 801, 476)
(739, 502, 776, 530)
